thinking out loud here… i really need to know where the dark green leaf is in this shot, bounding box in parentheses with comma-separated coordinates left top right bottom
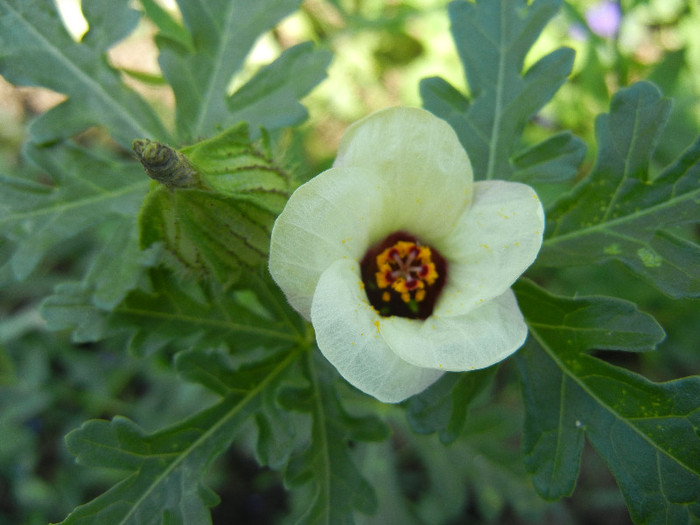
(85, 218, 159, 310)
(226, 42, 333, 134)
(0, 0, 168, 146)
(511, 131, 586, 183)
(540, 81, 700, 298)
(282, 354, 390, 524)
(59, 348, 300, 525)
(515, 280, 700, 524)
(41, 268, 304, 354)
(175, 347, 302, 469)
(421, 0, 576, 182)
(406, 367, 497, 444)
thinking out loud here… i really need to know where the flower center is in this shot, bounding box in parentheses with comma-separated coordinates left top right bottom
(360, 231, 447, 319)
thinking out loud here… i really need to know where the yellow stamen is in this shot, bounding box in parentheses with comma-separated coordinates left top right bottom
(375, 240, 439, 304)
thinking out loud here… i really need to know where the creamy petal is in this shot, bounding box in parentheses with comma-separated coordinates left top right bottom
(269, 167, 385, 319)
(334, 107, 473, 238)
(433, 180, 544, 317)
(311, 258, 444, 403)
(380, 289, 527, 371)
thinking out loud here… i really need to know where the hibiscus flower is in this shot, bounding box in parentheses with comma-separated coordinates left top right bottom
(269, 107, 544, 403)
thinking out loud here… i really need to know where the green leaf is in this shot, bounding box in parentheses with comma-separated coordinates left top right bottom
(406, 367, 497, 444)
(139, 0, 194, 52)
(421, 0, 577, 182)
(0, 0, 168, 147)
(156, 0, 318, 140)
(511, 131, 586, 184)
(226, 42, 333, 133)
(84, 218, 159, 310)
(137, 122, 292, 285)
(514, 280, 700, 525)
(540, 81, 700, 298)
(282, 354, 390, 524)
(59, 348, 301, 525)
(0, 142, 147, 282)
(41, 268, 304, 355)
(175, 347, 301, 470)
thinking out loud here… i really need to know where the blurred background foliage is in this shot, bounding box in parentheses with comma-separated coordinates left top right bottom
(0, 0, 698, 524)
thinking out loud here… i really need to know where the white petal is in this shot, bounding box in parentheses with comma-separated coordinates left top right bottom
(311, 258, 444, 403)
(334, 107, 474, 238)
(380, 289, 527, 371)
(433, 180, 544, 317)
(269, 167, 384, 319)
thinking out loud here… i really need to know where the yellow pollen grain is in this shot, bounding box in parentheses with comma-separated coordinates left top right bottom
(373, 320, 380, 333)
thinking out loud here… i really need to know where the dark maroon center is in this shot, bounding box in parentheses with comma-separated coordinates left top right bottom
(360, 231, 448, 319)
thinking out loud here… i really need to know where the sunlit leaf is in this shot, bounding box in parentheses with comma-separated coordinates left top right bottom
(137, 122, 293, 285)
(421, 0, 579, 183)
(0, 0, 168, 147)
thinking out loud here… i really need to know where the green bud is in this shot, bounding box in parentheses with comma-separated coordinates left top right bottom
(132, 138, 199, 188)
(136, 123, 293, 286)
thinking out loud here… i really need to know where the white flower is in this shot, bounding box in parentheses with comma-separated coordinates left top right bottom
(270, 107, 544, 403)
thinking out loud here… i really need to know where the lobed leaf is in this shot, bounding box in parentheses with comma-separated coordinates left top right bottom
(421, 0, 581, 183)
(0, 0, 168, 147)
(226, 42, 333, 134)
(514, 279, 700, 525)
(0, 142, 147, 283)
(406, 367, 497, 444)
(154, 0, 329, 141)
(281, 354, 390, 524)
(58, 349, 301, 525)
(540, 81, 700, 298)
(41, 268, 304, 355)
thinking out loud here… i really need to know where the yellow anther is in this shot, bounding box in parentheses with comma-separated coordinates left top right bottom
(374, 240, 438, 304)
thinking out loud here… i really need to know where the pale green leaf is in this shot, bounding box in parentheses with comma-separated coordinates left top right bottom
(0, 142, 147, 282)
(137, 123, 293, 284)
(158, 0, 303, 140)
(421, 0, 577, 182)
(0, 0, 168, 147)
